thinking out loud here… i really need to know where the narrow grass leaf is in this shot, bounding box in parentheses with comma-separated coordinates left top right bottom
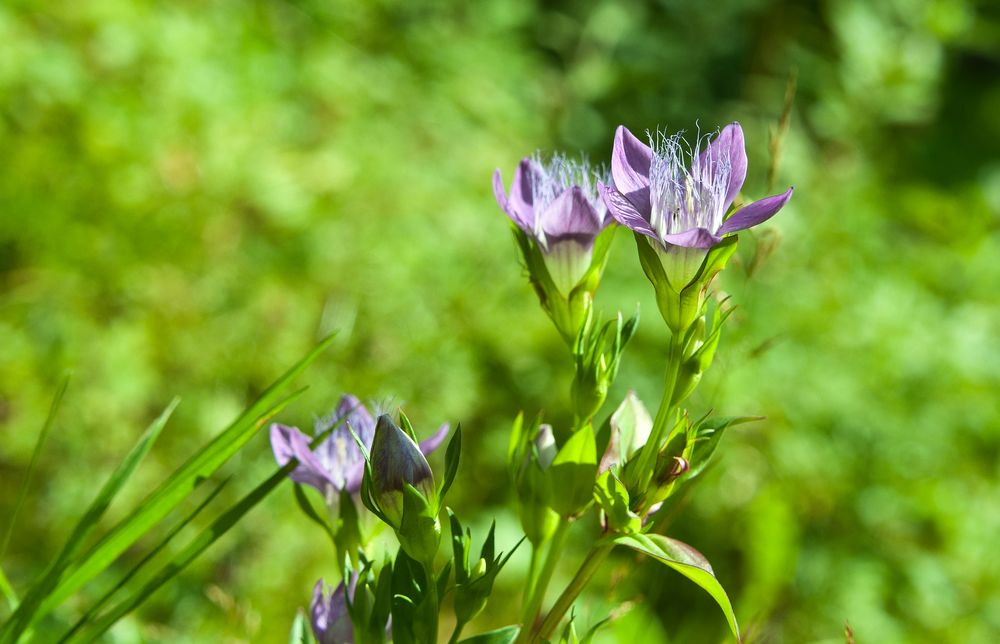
(38, 334, 334, 622)
(58, 478, 231, 643)
(71, 460, 300, 642)
(1, 375, 69, 559)
(0, 565, 17, 612)
(0, 398, 177, 643)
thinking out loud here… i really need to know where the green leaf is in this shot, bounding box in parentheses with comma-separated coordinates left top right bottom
(288, 609, 317, 644)
(439, 424, 462, 502)
(610, 391, 653, 462)
(40, 335, 334, 620)
(506, 412, 525, 471)
(0, 398, 178, 643)
(593, 471, 640, 534)
(579, 617, 611, 644)
(293, 484, 338, 546)
(70, 451, 302, 642)
(612, 533, 740, 641)
(685, 416, 762, 481)
(59, 478, 230, 641)
(1, 375, 69, 561)
(372, 562, 394, 636)
(546, 428, 597, 517)
(0, 565, 17, 613)
(458, 625, 520, 644)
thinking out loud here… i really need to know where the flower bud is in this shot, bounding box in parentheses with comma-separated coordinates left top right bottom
(370, 414, 436, 528)
(514, 424, 560, 545)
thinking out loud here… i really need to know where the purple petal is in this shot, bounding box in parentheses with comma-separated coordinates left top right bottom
(311, 580, 353, 644)
(538, 186, 603, 242)
(270, 424, 334, 493)
(343, 461, 366, 495)
(611, 125, 653, 215)
(660, 227, 723, 249)
(600, 183, 655, 238)
(509, 158, 538, 230)
(419, 422, 451, 456)
(717, 187, 793, 234)
(698, 122, 747, 210)
(493, 168, 531, 233)
(335, 394, 375, 447)
(314, 395, 373, 492)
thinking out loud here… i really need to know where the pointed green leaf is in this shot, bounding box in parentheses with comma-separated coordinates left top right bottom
(686, 416, 763, 481)
(60, 478, 230, 641)
(439, 424, 462, 502)
(2, 375, 69, 561)
(458, 625, 520, 644)
(69, 452, 303, 642)
(546, 428, 597, 517)
(1, 398, 178, 642)
(293, 484, 337, 546)
(613, 533, 740, 641)
(0, 565, 17, 612)
(6, 336, 336, 638)
(35, 336, 333, 627)
(593, 471, 640, 534)
(288, 608, 317, 644)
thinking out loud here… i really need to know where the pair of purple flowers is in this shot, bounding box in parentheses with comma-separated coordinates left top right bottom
(271, 395, 449, 644)
(493, 122, 793, 294)
(271, 394, 449, 500)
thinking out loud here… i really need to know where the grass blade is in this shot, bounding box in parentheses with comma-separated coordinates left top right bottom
(58, 478, 232, 642)
(0, 565, 17, 613)
(1, 376, 69, 560)
(5, 334, 334, 638)
(37, 335, 334, 622)
(0, 398, 178, 642)
(71, 460, 300, 642)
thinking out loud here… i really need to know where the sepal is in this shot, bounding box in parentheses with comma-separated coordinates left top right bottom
(545, 426, 597, 518)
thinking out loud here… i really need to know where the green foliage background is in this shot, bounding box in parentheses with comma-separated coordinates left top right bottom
(2, 0, 999, 641)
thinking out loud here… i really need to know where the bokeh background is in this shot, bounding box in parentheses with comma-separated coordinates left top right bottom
(2, 0, 999, 641)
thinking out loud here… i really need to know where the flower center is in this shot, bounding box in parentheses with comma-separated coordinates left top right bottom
(528, 153, 607, 248)
(647, 130, 731, 240)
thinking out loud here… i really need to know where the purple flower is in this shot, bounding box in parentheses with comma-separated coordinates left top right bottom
(270, 394, 449, 498)
(601, 122, 792, 253)
(310, 579, 354, 644)
(493, 154, 611, 296)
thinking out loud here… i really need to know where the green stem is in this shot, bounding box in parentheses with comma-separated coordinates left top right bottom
(423, 560, 440, 644)
(517, 519, 571, 642)
(631, 330, 686, 490)
(521, 542, 541, 618)
(448, 619, 466, 644)
(533, 544, 614, 641)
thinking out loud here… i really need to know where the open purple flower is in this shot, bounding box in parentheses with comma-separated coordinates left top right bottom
(270, 394, 449, 498)
(601, 122, 792, 254)
(493, 154, 610, 296)
(311, 579, 354, 644)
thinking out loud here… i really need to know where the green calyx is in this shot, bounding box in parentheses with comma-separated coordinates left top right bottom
(514, 225, 615, 347)
(635, 233, 738, 333)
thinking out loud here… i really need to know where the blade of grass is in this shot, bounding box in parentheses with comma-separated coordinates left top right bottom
(70, 459, 301, 642)
(37, 335, 334, 623)
(1, 375, 69, 560)
(57, 478, 232, 643)
(0, 565, 17, 612)
(0, 398, 178, 643)
(65, 416, 341, 643)
(6, 334, 335, 639)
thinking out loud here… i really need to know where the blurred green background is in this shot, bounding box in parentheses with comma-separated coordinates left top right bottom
(2, 0, 999, 641)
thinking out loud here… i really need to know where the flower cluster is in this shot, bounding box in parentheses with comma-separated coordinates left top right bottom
(272, 119, 792, 644)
